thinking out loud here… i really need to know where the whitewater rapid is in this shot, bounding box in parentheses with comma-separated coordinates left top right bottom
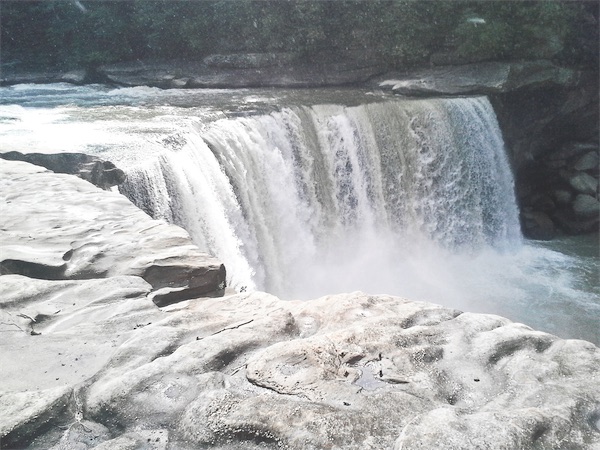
(0, 84, 598, 343)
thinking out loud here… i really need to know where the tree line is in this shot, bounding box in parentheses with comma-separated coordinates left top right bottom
(1, 1, 597, 71)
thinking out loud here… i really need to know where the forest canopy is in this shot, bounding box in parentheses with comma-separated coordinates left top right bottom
(1, 0, 598, 71)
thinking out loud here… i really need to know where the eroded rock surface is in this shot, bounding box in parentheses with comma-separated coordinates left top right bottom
(0, 159, 225, 303)
(1, 159, 599, 449)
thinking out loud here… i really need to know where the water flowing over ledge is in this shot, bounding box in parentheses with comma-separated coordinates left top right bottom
(121, 97, 521, 298)
(0, 85, 598, 343)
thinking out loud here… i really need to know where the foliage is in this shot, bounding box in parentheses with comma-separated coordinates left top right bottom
(0, 0, 596, 71)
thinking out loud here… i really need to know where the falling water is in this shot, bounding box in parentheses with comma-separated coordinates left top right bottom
(0, 85, 597, 343)
(120, 97, 521, 299)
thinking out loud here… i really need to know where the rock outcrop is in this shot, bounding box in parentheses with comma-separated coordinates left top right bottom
(0, 152, 126, 190)
(1, 158, 599, 449)
(95, 52, 384, 89)
(0, 159, 225, 305)
(373, 60, 579, 96)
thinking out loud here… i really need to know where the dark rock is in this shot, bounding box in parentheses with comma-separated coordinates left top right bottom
(552, 209, 599, 234)
(573, 151, 599, 172)
(569, 172, 598, 195)
(550, 142, 599, 161)
(98, 57, 384, 89)
(553, 189, 573, 206)
(0, 151, 126, 190)
(573, 194, 600, 218)
(521, 210, 557, 240)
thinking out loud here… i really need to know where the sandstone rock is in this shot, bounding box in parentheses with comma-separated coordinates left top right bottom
(374, 60, 578, 96)
(573, 194, 600, 218)
(569, 172, 599, 195)
(0, 159, 225, 302)
(98, 58, 383, 89)
(0, 151, 126, 190)
(1, 158, 599, 449)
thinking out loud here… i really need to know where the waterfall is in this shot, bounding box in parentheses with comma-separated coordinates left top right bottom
(120, 96, 521, 299)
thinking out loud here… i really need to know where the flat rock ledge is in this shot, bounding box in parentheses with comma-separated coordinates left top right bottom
(373, 60, 579, 96)
(1, 159, 599, 449)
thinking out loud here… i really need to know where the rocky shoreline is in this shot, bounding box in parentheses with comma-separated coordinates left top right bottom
(1, 158, 599, 449)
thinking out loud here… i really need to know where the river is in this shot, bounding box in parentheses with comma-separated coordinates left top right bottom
(1, 83, 598, 345)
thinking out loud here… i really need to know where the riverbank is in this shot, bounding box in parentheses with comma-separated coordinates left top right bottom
(1, 158, 599, 449)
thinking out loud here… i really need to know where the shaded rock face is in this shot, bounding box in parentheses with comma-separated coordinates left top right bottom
(0, 151, 126, 190)
(1, 158, 599, 449)
(0, 159, 225, 305)
(96, 55, 384, 89)
(487, 70, 599, 238)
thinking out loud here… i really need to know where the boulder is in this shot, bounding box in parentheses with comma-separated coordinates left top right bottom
(373, 60, 578, 96)
(569, 172, 599, 195)
(574, 150, 600, 172)
(0, 151, 126, 190)
(521, 210, 556, 240)
(1, 158, 599, 449)
(573, 194, 600, 218)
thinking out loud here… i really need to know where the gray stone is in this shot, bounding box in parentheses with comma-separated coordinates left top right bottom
(550, 142, 599, 161)
(569, 172, 599, 195)
(58, 70, 87, 84)
(553, 189, 573, 205)
(203, 53, 299, 69)
(574, 150, 599, 171)
(0, 151, 126, 190)
(0, 159, 225, 301)
(1, 158, 599, 449)
(521, 210, 556, 240)
(374, 60, 578, 96)
(97, 56, 384, 89)
(573, 194, 600, 218)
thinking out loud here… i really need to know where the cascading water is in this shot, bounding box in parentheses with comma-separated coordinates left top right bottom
(120, 96, 522, 299)
(0, 84, 597, 343)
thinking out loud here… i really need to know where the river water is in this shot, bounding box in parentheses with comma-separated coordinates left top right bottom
(0, 83, 598, 345)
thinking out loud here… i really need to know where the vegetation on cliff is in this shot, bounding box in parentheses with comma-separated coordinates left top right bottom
(1, 0, 597, 71)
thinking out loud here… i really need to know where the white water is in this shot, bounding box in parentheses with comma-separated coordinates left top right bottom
(0, 84, 598, 344)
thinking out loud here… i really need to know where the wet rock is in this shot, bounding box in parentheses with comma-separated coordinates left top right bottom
(569, 172, 599, 195)
(549, 141, 599, 161)
(573, 194, 600, 218)
(574, 150, 599, 172)
(553, 189, 573, 205)
(521, 210, 556, 240)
